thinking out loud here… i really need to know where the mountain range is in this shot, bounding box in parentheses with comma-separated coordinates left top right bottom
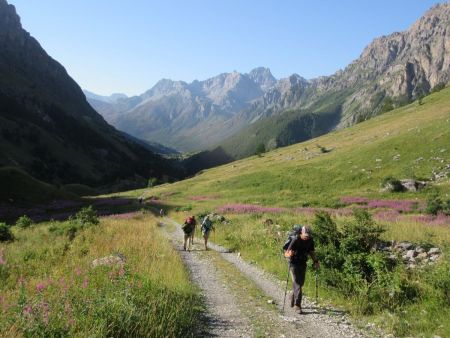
(86, 2, 450, 158)
(0, 0, 182, 189)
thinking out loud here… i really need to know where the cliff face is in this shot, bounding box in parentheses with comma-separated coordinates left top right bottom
(254, 2, 450, 126)
(0, 0, 180, 186)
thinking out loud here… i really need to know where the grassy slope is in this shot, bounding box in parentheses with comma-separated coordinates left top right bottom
(0, 214, 202, 336)
(0, 167, 77, 203)
(123, 86, 449, 208)
(114, 87, 450, 336)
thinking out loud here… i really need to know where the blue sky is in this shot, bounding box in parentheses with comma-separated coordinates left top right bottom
(8, 0, 446, 96)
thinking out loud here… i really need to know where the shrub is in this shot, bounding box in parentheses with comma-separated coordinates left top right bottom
(63, 206, 99, 240)
(0, 222, 13, 242)
(74, 206, 99, 227)
(425, 194, 447, 215)
(148, 177, 159, 188)
(255, 143, 266, 157)
(16, 215, 33, 228)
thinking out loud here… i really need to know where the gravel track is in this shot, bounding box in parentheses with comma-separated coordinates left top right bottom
(165, 220, 253, 337)
(163, 217, 368, 338)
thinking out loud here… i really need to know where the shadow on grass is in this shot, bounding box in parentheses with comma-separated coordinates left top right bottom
(0, 196, 183, 225)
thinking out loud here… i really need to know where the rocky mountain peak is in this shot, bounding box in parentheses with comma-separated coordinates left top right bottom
(248, 67, 277, 90)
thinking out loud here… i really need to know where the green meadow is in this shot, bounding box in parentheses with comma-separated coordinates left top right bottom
(115, 87, 450, 336)
(0, 211, 203, 337)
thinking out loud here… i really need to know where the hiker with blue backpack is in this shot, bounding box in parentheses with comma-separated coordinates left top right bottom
(201, 215, 214, 250)
(283, 225, 319, 314)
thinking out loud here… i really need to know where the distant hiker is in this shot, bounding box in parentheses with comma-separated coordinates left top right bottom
(201, 215, 214, 250)
(138, 197, 143, 204)
(284, 225, 319, 314)
(182, 216, 196, 251)
(159, 209, 164, 217)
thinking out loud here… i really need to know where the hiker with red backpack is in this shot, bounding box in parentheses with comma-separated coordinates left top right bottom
(182, 216, 196, 251)
(283, 225, 319, 314)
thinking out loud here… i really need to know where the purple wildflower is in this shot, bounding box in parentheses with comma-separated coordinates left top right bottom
(217, 203, 287, 214)
(35, 282, 46, 293)
(340, 196, 369, 205)
(41, 302, 50, 325)
(82, 277, 89, 289)
(374, 210, 401, 222)
(23, 305, 33, 316)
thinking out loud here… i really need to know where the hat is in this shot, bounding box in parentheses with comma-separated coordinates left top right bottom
(301, 226, 311, 238)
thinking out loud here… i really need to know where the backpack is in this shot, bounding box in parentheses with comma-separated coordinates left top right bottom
(201, 218, 213, 232)
(182, 221, 195, 234)
(282, 224, 303, 251)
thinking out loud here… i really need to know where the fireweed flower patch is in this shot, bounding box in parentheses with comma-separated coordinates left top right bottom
(189, 195, 220, 201)
(0, 216, 203, 336)
(217, 203, 288, 214)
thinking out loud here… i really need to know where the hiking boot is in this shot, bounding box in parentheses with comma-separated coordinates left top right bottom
(294, 305, 303, 314)
(290, 294, 294, 308)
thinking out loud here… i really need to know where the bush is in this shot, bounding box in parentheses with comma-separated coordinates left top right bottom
(16, 215, 33, 229)
(425, 194, 449, 215)
(0, 222, 13, 242)
(74, 206, 99, 227)
(64, 206, 99, 240)
(255, 143, 266, 157)
(148, 177, 159, 188)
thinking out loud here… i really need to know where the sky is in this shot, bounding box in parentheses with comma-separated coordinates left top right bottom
(8, 0, 447, 96)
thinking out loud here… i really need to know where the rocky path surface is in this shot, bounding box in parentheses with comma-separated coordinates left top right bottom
(162, 217, 369, 338)
(165, 220, 253, 337)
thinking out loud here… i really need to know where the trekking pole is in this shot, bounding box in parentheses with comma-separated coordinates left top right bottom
(282, 262, 290, 314)
(315, 268, 318, 304)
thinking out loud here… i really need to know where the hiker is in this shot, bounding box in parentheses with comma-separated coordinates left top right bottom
(182, 216, 196, 251)
(189, 215, 197, 244)
(284, 225, 319, 314)
(201, 215, 214, 250)
(159, 208, 164, 217)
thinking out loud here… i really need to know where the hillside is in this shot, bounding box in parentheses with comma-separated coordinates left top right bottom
(114, 86, 450, 337)
(0, 0, 181, 187)
(137, 86, 449, 206)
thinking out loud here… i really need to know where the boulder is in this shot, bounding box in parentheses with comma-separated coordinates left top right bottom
(415, 247, 425, 254)
(428, 247, 441, 255)
(399, 179, 426, 192)
(396, 241, 414, 251)
(416, 252, 428, 260)
(405, 250, 417, 259)
(92, 253, 126, 268)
